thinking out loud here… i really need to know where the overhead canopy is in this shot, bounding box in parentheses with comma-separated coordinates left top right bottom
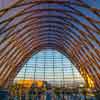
(0, 0, 100, 90)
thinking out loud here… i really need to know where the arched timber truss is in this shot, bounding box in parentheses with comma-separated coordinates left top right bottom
(0, 0, 100, 90)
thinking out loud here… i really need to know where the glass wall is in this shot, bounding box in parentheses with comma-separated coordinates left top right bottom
(14, 49, 85, 88)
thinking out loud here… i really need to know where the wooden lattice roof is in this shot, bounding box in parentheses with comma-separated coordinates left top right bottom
(0, 0, 100, 90)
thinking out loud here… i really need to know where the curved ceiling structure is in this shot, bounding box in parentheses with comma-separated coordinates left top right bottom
(0, 0, 100, 90)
